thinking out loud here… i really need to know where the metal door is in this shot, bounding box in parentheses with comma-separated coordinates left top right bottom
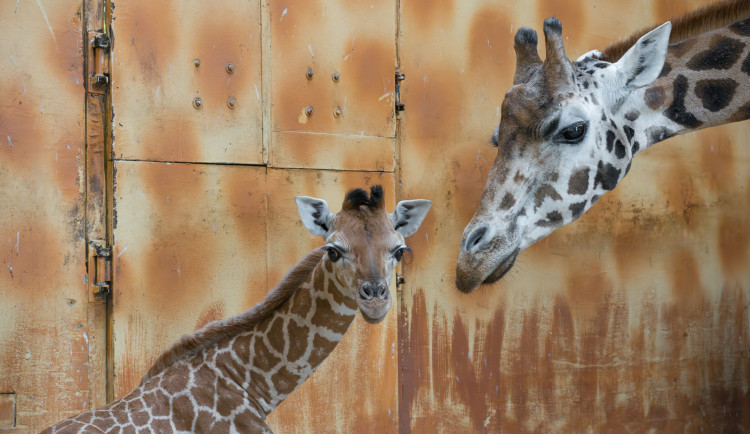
(109, 0, 400, 432)
(0, 0, 108, 430)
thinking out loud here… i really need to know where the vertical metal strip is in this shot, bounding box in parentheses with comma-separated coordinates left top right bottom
(83, 0, 113, 406)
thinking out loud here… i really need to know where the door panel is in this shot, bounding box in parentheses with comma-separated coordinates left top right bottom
(398, 0, 750, 432)
(270, 0, 396, 170)
(0, 0, 101, 430)
(111, 0, 263, 164)
(111, 162, 268, 394)
(269, 131, 395, 171)
(265, 169, 398, 433)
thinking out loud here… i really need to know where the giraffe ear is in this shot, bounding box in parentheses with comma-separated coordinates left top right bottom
(295, 196, 334, 237)
(611, 21, 672, 89)
(390, 200, 432, 237)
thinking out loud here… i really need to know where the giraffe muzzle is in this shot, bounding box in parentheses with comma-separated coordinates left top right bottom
(357, 280, 391, 323)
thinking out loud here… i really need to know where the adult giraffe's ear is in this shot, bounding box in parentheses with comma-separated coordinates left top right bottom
(295, 196, 334, 237)
(611, 21, 672, 89)
(390, 200, 432, 237)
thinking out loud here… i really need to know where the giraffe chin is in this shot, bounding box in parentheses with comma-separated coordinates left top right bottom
(482, 250, 519, 285)
(357, 297, 391, 324)
(360, 311, 388, 324)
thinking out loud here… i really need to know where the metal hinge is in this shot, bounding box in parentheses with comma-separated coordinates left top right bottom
(396, 274, 406, 290)
(88, 240, 112, 301)
(395, 69, 405, 113)
(88, 31, 110, 95)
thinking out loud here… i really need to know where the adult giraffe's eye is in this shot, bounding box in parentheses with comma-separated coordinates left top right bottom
(557, 121, 588, 144)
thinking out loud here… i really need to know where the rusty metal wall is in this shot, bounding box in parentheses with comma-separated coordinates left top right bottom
(5, 0, 748, 432)
(0, 0, 107, 431)
(398, 0, 750, 432)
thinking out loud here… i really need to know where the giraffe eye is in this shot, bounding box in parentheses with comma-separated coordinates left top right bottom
(557, 121, 588, 144)
(394, 246, 410, 262)
(324, 246, 342, 262)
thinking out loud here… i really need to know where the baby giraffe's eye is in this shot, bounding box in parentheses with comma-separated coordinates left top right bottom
(394, 246, 410, 262)
(324, 246, 341, 262)
(556, 121, 588, 144)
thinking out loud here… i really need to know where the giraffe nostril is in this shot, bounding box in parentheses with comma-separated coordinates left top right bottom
(374, 284, 389, 300)
(359, 285, 374, 300)
(464, 225, 488, 252)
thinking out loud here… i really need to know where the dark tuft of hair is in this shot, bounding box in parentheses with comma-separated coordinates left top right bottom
(343, 185, 385, 210)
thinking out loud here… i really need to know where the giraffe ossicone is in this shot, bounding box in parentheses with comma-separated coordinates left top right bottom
(44, 186, 431, 433)
(457, 4, 750, 293)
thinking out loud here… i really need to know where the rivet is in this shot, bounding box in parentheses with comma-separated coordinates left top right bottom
(193, 97, 202, 109)
(193, 59, 201, 67)
(332, 72, 340, 82)
(227, 97, 236, 108)
(305, 106, 314, 117)
(226, 62, 235, 73)
(333, 107, 342, 118)
(306, 68, 314, 80)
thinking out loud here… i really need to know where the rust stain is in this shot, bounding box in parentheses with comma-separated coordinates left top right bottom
(717, 214, 750, 279)
(699, 132, 735, 192)
(536, 0, 586, 52)
(195, 301, 226, 331)
(468, 7, 513, 72)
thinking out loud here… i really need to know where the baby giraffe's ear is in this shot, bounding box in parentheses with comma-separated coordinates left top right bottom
(390, 200, 432, 237)
(611, 21, 672, 89)
(295, 196, 334, 238)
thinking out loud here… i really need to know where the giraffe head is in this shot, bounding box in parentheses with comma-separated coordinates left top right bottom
(456, 17, 672, 293)
(296, 186, 431, 322)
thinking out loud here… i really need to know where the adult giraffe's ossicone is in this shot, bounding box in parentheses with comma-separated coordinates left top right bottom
(456, 1, 750, 293)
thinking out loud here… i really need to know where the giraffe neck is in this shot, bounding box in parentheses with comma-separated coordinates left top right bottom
(229, 255, 358, 417)
(628, 17, 750, 153)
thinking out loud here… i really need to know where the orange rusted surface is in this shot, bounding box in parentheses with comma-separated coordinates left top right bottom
(270, 0, 397, 170)
(110, 0, 263, 164)
(0, 0, 104, 431)
(111, 162, 268, 393)
(399, 0, 749, 432)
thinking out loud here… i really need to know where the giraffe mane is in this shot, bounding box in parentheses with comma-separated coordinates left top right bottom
(140, 248, 326, 384)
(599, 0, 750, 62)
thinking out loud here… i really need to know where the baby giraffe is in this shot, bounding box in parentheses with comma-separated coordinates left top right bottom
(44, 186, 431, 433)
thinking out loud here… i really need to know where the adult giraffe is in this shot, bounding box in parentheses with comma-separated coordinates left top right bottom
(44, 186, 430, 433)
(456, 0, 750, 293)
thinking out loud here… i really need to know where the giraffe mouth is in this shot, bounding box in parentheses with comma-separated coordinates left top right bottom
(360, 311, 388, 324)
(482, 249, 519, 285)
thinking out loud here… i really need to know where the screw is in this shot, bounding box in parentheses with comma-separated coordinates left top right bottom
(332, 72, 340, 82)
(305, 106, 314, 117)
(227, 97, 236, 108)
(194, 59, 201, 67)
(193, 97, 202, 109)
(306, 68, 314, 80)
(333, 107, 342, 118)
(226, 62, 235, 73)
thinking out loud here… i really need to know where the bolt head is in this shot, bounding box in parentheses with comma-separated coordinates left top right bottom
(194, 59, 201, 67)
(227, 97, 236, 108)
(332, 72, 340, 82)
(333, 107, 342, 118)
(306, 68, 314, 80)
(193, 97, 203, 109)
(226, 62, 235, 73)
(305, 106, 314, 116)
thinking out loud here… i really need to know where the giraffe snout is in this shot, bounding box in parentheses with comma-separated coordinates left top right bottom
(359, 281, 389, 300)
